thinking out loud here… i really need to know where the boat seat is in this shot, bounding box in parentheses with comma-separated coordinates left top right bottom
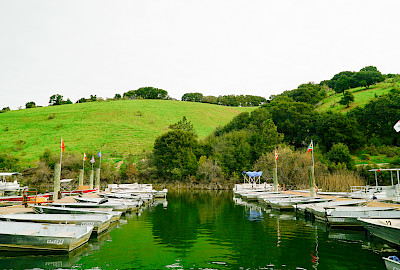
(19, 230, 40, 235)
(54, 231, 75, 237)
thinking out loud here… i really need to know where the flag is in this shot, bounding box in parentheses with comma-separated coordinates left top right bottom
(83, 153, 87, 161)
(60, 138, 65, 152)
(306, 141, 313, 153)
(394, 120, 400, 132)
(97, 151, 102, 158)
(275, 150, 278, 160)
(90, 156, 95, 164)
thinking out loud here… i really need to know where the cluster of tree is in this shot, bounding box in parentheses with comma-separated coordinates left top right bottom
(76, 95, 98, 103)
(322, 66, 385, 93)
(49, 94, 73, 106)
(0, 107, 10, 113)
(278, 82, 326, 105)
(123, 87, 170, 100)
(181, 93, 267, 107)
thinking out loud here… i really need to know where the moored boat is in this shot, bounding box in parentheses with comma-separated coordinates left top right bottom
(0, 221, 93, 252)
(359, 218, 400, 247)
(0, 213, 112, 234)
(383, 256, 400, 270)
(32, 205, 122, 222)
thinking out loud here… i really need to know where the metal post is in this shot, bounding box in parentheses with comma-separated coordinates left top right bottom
(309, 166, 316, 197)
(79, 169, 84, 187)
(95, 168, 100, 192)
(89, 170, 94, 189)
(54, 163, 61, 200)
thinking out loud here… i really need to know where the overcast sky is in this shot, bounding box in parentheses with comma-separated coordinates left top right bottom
(1, 0, 399, 109)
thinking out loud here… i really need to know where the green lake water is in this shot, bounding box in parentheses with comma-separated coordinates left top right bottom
(0, 190, 396, 269)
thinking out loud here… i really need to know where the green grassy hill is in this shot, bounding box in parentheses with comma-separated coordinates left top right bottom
(316, 80, 400, 113)
(0, 100, 255, 165)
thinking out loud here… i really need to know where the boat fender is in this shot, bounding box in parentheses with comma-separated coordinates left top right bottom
(283, 184, 285, 191)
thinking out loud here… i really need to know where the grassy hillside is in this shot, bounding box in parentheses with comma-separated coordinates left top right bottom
(316, 80, 400, 113)
(0, 99, 255, 165)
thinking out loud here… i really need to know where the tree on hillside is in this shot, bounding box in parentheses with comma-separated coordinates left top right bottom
(352, 70, 385, 89)
(326, 143, 355, 170)
(316, 111, 364, 152)
(360, 66, 379, 72)
(265, 96, 317, 148)
(49, 94, 64, 105)
(49, 94, 72, 106)
(0, 107, 10, 113)
(339, 91, 355, 108)
(123, 87, 169, 100)
(202, 95, 218, 104)
(25, 101, 36, 109)
(153, 129, 200, 180)
(350, 90, 400, 146)
(169, 116, 195, 133)
(284, 82, 326, 104)
(181, 92, 203, 102)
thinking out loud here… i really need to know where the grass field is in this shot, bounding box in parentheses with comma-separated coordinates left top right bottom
(316, 81, 400, 113)
(0, 99, 255, 165)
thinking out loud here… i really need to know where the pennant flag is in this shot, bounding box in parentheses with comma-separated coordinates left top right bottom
(83, 153, 87, 161)
(60, 138, 65, 152)
(275, 150, 278, 160)
(306, 141, 313, 153)
(90, 156, 95, 164)
(97, 151, 102, 158)
(394, 120, 400, 132)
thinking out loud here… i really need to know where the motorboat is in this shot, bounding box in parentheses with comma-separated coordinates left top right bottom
(383, 256, 400, 270)
(0, 221, 93, 252)
(50, 202, 128, 212)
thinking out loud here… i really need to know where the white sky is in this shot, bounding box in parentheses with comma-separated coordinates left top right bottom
(1, 0, 399, 109)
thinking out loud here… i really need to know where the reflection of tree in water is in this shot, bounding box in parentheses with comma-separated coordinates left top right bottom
(151, 190, 233, 250)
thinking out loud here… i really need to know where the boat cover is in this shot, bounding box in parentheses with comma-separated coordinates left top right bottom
(243, 171, 263, 177)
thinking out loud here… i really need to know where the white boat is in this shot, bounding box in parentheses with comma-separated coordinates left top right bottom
(383, 256, 400, 270)
(0, 221, 93, 252)
(50, 202, 128, 212)
(0, 172, 26, 196)
(268, 197, 332, 210)
(0, 213, 112, 234)
(74, 197, 143, 211)
(326, 207, 398, 227)
(32, 205, 122, 223)
(359, 218, 400, 247)
(295, 199, 367, 215)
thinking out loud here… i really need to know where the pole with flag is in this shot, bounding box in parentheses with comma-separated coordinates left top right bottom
(60, 138, 65, 169)
(307, 140, 316, 197)
(90, 156, 95, 171)
(83, 153, 87, 171)
(97, 151, 102, 170)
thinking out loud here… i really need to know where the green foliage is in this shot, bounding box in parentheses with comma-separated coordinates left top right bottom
(208, 107, 282, 175)
(217, 94, 266, 107)
(283, 82, 326, 105)
(265, 96, 316, 148)
(197, 156, 223, 182)
(326, 143, 355, 170)
(339, 91, 355, 107)
(0, 107, 10, 113)
(25, 101, 36, 109)
(169, 116, 195, 133)
(181, 93, 203, 102)
(0, 153, 19, 171)
(114, 94, 122, 100)
(153, 129, 201, 180)
(123, 87, 169, 100)
(350, 91, 400, 146)
(202, 95, 218, 104)
(316, 111, 364, 152)
(49, 94, 72, 106)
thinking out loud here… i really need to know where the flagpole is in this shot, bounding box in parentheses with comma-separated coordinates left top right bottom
(275, 148, 278, 179)
(60, 138, 63, 171)
(311, 140, 315, 175)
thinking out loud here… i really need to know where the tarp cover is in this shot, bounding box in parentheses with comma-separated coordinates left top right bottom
(244, 171, 263, 177)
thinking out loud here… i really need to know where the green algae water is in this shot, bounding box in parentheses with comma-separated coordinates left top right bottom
(0, 190, 396, 269)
